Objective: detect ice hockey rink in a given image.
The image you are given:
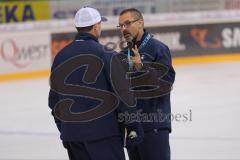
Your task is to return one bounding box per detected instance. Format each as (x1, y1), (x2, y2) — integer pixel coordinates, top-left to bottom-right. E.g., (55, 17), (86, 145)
(0, 61), (240, 160)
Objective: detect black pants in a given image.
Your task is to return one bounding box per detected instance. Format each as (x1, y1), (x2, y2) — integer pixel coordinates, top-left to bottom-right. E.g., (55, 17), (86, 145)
(62, 136), (125, 160)
(127, 129), (170, 160)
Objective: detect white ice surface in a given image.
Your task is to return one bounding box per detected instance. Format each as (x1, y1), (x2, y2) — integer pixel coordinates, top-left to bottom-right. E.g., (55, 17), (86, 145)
(0, 62), (240, 160)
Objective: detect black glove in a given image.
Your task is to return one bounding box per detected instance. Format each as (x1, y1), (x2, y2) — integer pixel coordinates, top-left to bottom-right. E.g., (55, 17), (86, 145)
(125, 122), (144, 148)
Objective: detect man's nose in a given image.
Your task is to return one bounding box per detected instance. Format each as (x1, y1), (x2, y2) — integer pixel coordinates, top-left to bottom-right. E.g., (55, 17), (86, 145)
(121, 27), (127, 33)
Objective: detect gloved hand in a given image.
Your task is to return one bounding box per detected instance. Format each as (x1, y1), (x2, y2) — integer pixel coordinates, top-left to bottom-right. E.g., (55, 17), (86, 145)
(125, 122), (144, 148)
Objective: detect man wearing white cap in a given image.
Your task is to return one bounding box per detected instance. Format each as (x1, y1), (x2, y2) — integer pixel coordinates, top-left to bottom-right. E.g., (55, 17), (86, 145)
(74, 6), (107, 38)
(48, 7), (144, 160)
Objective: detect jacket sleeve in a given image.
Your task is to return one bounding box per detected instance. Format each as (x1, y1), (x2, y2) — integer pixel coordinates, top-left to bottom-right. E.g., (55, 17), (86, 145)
(154, 44), (175, 84)
(102, 51), (137, 112)
(103, 51), (144, 141)
(48, 59), (62, 132)
(48, 90), (61, 132)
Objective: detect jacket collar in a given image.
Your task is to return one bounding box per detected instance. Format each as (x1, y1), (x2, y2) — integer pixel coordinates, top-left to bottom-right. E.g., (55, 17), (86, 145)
(134, 30), (148, 47)
(75, 32), (99, 42)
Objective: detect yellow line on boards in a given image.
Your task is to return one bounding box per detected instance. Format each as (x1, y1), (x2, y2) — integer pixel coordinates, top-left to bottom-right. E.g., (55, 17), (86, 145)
(0, 70), (50, 82)
(173, 54), (240, 65)
(1, 54), (240, 82)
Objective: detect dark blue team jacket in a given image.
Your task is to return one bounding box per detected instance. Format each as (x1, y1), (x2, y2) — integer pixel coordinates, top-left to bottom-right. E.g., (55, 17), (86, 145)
(122, 31), (176, 132)
(48, 33), (134, 141)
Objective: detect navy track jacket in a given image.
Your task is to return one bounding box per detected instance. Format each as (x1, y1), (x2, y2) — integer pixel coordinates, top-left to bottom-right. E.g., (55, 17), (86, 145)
(48, 33), (136, 141)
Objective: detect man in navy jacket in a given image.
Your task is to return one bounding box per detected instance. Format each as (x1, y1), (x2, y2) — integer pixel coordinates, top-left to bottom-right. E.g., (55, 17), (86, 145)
(118, 8), (176, 160)
(48, 7), (143, 160)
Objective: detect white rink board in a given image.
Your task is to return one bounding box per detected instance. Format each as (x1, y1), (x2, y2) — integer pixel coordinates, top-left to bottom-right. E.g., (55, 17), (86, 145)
(0, 31), (51, 75)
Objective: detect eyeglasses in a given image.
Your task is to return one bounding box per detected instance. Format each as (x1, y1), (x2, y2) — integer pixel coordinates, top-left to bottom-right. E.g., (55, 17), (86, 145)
(117, 19), (140, 29)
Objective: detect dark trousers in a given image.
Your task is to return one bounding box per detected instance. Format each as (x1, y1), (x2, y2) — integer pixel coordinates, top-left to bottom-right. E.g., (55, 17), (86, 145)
(63, 136), (125, 160)
(127, 129), (170, 160)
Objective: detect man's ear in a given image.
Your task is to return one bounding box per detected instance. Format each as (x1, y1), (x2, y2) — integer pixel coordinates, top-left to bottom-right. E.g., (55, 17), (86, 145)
(138, 19), (144, 29)
(92, 24), (97, 31)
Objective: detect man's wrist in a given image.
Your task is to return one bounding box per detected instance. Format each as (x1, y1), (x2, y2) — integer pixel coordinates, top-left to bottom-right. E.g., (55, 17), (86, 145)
(135, 62), (143, 70)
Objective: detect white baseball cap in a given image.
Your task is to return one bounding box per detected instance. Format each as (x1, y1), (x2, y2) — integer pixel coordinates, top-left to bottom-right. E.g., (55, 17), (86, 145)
(74, 7), (107, 27)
